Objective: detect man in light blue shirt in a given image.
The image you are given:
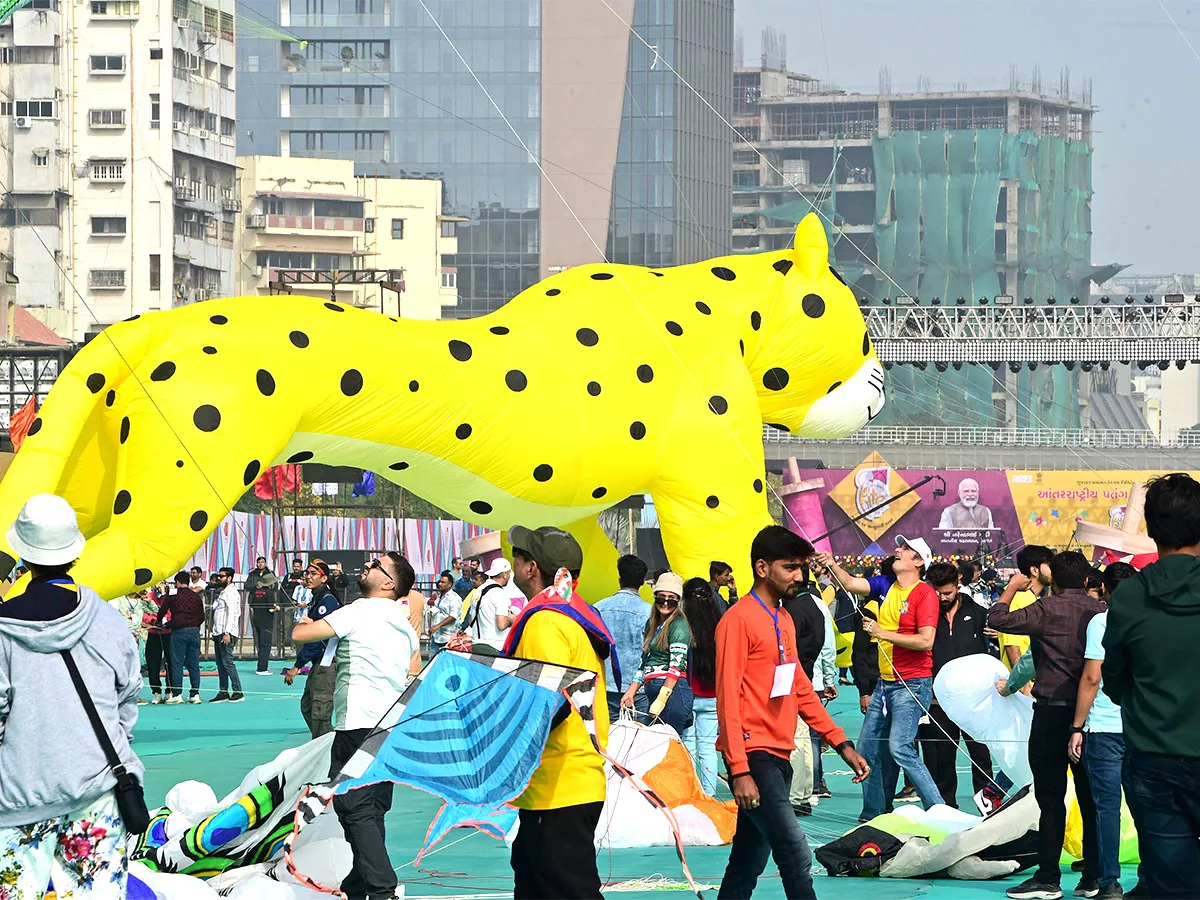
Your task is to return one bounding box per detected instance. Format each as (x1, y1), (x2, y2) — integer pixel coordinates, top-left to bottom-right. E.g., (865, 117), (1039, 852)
(1068, 562), (1138, 900)
(594, 554), (651, 722)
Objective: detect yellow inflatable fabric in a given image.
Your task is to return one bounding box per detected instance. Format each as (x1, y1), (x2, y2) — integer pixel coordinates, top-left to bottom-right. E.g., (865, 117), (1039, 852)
(0, 213), (884, 600)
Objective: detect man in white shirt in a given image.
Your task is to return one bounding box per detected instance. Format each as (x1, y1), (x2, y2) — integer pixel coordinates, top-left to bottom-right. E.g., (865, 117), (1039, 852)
(428, 570), (462, 659)
(292, 550), (419, 900)
(210, 567), (244, 703)
(470, 558), (519, 652)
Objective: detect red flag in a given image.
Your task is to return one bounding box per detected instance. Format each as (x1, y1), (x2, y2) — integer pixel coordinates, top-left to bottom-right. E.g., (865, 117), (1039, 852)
(9, 396), (36, 452)
(253, 464), (300, 500)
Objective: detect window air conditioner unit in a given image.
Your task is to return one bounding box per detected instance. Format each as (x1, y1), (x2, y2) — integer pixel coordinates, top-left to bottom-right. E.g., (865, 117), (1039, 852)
(172, 120), (185, 132)
(14, 117), (29, 128)
(254, 265), (263, 276)
(175, 16), (189, 26)
(246, 214), (265, 228)
(364, 217), (374, 233)
(197, 129), (209, 139)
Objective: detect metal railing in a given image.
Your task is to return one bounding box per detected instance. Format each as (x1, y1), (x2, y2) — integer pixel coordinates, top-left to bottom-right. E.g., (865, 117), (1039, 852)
(763, 425), (1200, 449)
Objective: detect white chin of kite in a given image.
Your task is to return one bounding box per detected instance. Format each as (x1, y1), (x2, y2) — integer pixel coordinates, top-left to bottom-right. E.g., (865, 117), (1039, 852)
(795, 358), (886, 439)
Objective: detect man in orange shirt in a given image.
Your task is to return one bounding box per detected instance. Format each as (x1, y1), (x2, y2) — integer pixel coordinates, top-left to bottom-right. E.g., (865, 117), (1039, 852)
(717, 525), (870, 899)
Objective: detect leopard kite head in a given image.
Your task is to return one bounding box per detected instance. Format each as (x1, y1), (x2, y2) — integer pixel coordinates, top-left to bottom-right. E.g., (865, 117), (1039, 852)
(746, 213), (885, 438)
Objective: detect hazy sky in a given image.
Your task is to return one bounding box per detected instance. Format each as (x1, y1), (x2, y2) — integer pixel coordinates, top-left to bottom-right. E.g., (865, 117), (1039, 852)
(735, 0), (1199, 274)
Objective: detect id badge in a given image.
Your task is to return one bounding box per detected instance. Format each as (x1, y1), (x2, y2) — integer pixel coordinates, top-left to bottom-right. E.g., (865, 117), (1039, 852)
(770, 662), (797, 698)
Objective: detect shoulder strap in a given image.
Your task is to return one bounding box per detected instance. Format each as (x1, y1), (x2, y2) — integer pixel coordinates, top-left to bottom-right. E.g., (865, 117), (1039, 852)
(469, 583), (504, 636)
(60, 649), (127, 775)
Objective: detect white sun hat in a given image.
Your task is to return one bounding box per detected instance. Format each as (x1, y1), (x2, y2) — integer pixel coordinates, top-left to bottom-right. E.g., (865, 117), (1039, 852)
(7, 493), (86, 566)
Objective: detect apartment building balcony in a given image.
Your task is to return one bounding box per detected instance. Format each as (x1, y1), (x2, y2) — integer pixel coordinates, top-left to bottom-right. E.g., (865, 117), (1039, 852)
(248, 214), (366, 233)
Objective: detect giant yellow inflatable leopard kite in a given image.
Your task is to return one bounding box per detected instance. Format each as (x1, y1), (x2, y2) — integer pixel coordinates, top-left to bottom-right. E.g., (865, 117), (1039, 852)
(0, 214), (883, 600)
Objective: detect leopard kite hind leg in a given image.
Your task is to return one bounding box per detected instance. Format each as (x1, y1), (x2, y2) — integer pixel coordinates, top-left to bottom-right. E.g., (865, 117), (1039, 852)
(561, 511), (627, 603)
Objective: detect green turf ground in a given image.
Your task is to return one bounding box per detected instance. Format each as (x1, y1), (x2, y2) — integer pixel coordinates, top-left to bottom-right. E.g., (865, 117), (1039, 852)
(135, 661), (1139, 899)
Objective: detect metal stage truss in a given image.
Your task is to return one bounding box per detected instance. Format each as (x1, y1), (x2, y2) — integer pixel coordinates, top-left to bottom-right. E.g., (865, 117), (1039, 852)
(866, 303), (1200, 364)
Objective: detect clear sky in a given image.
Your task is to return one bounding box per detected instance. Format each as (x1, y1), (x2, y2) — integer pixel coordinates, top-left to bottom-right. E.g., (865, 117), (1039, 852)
(734, 0), (1199, 275)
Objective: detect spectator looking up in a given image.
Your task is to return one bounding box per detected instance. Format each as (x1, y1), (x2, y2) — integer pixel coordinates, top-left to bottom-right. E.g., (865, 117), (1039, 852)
(997, 545), (1054, 672)
(470, 558), (520, 652)
(293, 551), (419, 900)
(710, 560), (736, 607)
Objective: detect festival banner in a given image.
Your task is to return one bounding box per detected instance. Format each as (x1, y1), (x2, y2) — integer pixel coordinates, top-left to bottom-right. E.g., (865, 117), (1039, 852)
(794, 455), (1197, 562)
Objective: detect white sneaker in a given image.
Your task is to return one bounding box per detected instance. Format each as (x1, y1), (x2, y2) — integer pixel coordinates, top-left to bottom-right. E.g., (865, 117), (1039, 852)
(187, 695), (202, 704)
(255, 670), (273, 676)
(151, 695), (163, 705)
(165, 695), (183, 705)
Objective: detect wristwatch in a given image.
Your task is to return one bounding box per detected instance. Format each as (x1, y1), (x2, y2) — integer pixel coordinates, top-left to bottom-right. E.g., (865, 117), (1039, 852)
(1069, 726), (1084, 735)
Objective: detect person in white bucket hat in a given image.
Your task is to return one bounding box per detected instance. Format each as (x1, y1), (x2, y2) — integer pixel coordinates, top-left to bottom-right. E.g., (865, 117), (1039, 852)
(0, 493), (144, 897)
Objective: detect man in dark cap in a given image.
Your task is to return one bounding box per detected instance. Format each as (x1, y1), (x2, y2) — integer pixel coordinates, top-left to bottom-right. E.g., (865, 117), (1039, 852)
(285, 558), (341, 738)
(501, 525), (619, 900)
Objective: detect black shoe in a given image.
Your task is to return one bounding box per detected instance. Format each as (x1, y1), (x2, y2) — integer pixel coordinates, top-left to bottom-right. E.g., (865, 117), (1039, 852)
(792, 802), (812, 817)
(839, 676), (853, 685)
(894, 785), (919, 802)
(1095, 885), (1123, 900)
(1006, 879), (1063, 900)
(1073, 879), (1099, 899)
(1071, 860), (1086, 872)
(814, 778), (831, 799)
(209, 692), (230, 703)
(228, 693), (245, 703)
(1124, 884), (1147, 899)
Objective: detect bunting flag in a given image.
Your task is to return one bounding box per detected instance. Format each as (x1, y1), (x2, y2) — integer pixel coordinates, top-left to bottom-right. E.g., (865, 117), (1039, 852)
(253, 464), (300, 501)
(352, 470), (376, 498)
(8, 396), (36, 452)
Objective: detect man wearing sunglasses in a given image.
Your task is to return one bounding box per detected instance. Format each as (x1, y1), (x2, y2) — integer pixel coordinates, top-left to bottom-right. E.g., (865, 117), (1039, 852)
(284, 559), (341, 738)
(293, 551), (418, 900)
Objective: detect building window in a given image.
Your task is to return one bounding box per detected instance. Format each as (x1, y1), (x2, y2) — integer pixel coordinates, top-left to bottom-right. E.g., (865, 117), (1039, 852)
(15, 100), (55, 118)
(391, 218), (404, 239)
(89, 268), (126, 289)
(91, 1), (140, 16)
(14, 47), (58, 64)
(441, 270), (457, 290)
(0, 103), (10, 116)
(149, 254), (160, 290)
(0, 49), (10, 64)
(89, 54), (126, 74)
(149, 94), (159, 127)
(91, 216), (127, 236)
(89, 160), (125, 181)
(247, 55), (259, 72)
(32, 151), (48, 167)
(150, 47), (163, 59)
(88, 108), (126, 128)
(440, 220), (456, 238)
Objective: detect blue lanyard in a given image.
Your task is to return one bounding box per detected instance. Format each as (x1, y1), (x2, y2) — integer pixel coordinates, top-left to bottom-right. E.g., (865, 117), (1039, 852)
(750, 590), (787, 664)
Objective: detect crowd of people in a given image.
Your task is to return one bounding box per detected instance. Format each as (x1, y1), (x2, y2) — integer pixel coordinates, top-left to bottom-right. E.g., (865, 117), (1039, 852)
(1, 471), (1198, 900)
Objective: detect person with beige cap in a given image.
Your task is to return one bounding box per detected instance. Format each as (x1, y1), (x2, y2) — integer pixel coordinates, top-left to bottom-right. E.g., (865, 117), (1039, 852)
(620, 571), (695, 734)
(0, 494), (144, 897)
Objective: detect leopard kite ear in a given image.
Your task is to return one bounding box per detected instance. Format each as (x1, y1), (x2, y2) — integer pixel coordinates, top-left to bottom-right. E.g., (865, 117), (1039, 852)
(792, 212), (829, 280)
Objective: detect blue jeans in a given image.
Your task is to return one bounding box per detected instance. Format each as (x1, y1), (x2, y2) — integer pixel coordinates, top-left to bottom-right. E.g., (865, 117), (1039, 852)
(1123, 749), (1200, 899)
(643, 678), (694, 735)
(683, 696), (719, 795)
(213, 635), (242, 695)
(718, 751), (815, 900)
(810, 731), (824, 788)
(170, 628), (201, 698)
(859, 678), (944, 820)
(1082, 732), (1124, 889)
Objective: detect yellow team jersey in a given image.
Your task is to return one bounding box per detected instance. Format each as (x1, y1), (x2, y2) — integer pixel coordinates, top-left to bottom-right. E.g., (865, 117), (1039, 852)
(874, 581), (920, 682)
(998, 591), (1038, 670)
(513, 610), (609, 810)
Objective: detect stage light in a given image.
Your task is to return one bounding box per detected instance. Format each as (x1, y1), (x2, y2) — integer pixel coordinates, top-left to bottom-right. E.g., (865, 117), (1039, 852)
(1070, 296), (1080, 304)
(1164, 293), (1185, 304)
(993, 295), (1012, 306)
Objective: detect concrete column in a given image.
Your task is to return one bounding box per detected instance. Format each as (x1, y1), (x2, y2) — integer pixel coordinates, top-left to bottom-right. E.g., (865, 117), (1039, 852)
(1006, 98), (1020, 135)
(877, 99), (891, 138)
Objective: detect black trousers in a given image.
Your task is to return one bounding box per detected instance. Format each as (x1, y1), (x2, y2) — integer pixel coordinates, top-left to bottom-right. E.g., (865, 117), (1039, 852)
(331, 729), (397, 900)
(1029, 702), (1098, 885)
(251, 608), (276, 671)
(511, 801), (603, 899)
(918, 703), (993, 808)
(145, 633), (173, 693)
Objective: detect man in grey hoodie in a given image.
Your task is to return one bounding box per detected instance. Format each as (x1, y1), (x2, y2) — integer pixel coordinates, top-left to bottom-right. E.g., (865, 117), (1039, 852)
(0, 494), (143, 898)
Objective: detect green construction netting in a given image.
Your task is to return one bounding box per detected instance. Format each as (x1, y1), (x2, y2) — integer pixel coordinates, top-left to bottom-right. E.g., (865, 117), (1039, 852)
(871, 129), (1092, 429)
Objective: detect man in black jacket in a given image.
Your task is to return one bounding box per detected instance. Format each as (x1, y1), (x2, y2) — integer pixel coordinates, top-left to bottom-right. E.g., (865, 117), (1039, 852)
(244, 556), (280, 675)
(919, 562), (993, 809)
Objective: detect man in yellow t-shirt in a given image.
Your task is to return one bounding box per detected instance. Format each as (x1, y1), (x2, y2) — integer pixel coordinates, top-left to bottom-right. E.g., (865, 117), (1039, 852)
(503, 525), (613, 900)
(997, 545), (1054, 670)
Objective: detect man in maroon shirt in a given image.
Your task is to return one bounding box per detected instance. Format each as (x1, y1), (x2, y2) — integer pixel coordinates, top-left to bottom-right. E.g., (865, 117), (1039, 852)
(157, 571), (206, 703)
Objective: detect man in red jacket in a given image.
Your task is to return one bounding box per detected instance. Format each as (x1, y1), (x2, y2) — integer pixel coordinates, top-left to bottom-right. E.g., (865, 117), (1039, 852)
(716, 525), (869, 899)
